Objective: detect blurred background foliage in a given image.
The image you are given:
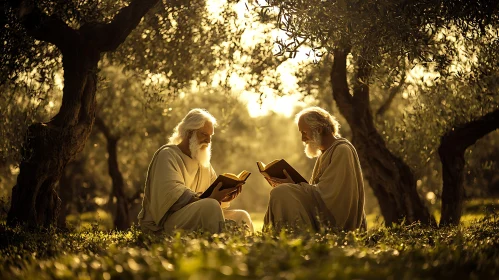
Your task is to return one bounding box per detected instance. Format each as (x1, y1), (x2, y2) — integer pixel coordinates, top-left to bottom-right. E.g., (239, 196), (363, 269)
(1, 0), (498, 229)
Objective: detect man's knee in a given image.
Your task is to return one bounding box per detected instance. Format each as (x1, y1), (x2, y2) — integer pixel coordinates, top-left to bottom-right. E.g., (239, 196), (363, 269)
(233, 210), (252, 224)
(239, 210), (251, 221)
(269, 183), (294, 201)
(196, 199), (223, 219)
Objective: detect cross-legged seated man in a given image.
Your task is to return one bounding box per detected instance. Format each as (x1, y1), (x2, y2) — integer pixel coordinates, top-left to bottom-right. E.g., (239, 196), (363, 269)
(138, 109), (254, 234)
(264, 107), (367, 232)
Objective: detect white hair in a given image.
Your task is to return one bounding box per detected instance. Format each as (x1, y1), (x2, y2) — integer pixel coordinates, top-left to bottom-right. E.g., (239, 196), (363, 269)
(295, 107), (341, 137)
(168, 108), (217, 145)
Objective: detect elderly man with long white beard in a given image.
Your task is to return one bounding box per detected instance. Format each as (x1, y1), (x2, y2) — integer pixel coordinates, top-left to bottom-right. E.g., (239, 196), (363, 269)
(138, 109), (253, 234)
(264, 107), (367, 232)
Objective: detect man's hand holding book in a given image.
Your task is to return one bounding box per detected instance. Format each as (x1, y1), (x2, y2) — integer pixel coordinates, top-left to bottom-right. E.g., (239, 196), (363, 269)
(266, 169), (295, 187)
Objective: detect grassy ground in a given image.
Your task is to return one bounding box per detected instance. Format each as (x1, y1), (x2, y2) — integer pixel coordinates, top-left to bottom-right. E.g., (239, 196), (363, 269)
(63, 198), (499, 232)
(1, 214), (498, 279)
(2, 199), (496, 279)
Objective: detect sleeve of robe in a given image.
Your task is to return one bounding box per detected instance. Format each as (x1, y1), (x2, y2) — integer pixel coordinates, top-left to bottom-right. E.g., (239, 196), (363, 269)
(168, 189), (197, 212)
(210, 166), (231, 209)
(145, 149), (193, 225)
(313, 144), (363, 229)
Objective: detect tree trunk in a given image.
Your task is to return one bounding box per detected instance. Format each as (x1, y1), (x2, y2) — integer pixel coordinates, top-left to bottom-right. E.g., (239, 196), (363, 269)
(56, 157), (85, 228)
(6, 0), (159, 228)
(57, 165), (73, 229)
(108, 138), (130, 231)
(331, 49), (435, 226)
(439, 108), (499, 226)
(94, 117), (130, 230)
(8, 49), (99, 228)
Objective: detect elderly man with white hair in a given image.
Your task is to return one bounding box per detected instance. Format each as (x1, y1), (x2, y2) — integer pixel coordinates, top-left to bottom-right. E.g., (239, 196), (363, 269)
(264, 106), (367, 232)
(138, 109), (253, 234)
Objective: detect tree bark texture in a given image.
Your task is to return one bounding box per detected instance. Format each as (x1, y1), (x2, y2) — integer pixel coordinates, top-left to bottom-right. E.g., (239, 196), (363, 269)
(94, 117), (130, 231)
(439, 108), (499, 226)
(376, 71), (406, 118)
(57, 170), (72, 229)
(331, 48), (435, 226)
(7, 0), (159, 228)
(8, 49), (99, 227)
(56, 156), (87, 228)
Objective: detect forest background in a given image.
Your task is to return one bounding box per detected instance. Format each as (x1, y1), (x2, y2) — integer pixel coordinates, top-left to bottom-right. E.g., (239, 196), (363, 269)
(1, 0), (498, 232)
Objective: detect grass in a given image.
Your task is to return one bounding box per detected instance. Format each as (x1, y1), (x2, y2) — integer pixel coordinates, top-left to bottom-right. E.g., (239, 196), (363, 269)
(66, 209), (114, 231)
(1, 199), (496, 279)
(1, 213), (498, 279)
(250, 212), (265, 232)
(63, 211), (381, 233)
(64, 198), (499, 232)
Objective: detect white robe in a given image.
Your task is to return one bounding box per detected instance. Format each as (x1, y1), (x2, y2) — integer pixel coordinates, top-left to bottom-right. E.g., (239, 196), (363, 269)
(138, 145), (253, 233)
(264, 139), (366, 231)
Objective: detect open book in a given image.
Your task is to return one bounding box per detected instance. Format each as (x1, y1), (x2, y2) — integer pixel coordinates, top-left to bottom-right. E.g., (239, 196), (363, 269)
(256, 159), (307, 184)
(200, 170), (251, 198)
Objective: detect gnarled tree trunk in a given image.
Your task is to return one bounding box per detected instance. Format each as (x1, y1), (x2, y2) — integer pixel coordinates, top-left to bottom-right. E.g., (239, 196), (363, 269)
(7, 0), (160, 228)
(331, 48), (435, 226)
(8, 48), (99, 227)
(439, 108), (499, 226)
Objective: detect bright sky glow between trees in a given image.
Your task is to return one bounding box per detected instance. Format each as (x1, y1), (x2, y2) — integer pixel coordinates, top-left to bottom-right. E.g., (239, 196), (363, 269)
(208, 0), (318, 117)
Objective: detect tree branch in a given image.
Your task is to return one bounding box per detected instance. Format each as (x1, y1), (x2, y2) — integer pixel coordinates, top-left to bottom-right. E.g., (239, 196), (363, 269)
(440, 107), (499, 153)
(376, 71), (407, 117)
(82, 0), (160, 52)
(8, 0), (79, 51)
(331, 48), (354, 122)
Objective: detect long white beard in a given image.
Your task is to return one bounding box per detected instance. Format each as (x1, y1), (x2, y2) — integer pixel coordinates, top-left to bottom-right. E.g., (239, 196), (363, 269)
(189, 134), (211, 167)
(304, 131), (322, 159)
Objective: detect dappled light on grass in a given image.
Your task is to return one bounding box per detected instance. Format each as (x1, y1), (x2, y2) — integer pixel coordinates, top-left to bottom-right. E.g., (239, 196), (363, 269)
(1, 215), (498, 279)
(66, 210), (114, 232)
